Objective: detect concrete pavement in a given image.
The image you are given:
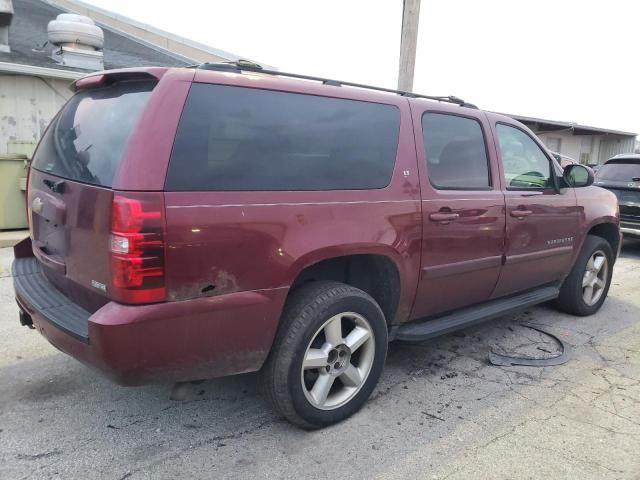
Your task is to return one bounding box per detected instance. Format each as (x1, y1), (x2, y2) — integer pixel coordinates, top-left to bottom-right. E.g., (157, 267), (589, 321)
(0, 230), (28, 248)
(1, 240), (639, 479)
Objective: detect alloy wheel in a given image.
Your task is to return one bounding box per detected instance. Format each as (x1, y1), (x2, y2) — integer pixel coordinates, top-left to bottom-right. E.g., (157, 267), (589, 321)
(300, 312), (376, 410)
(582, 250), (608, 306)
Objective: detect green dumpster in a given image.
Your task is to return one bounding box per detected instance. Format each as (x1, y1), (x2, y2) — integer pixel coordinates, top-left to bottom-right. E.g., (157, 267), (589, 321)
(0, 153), (29, 230)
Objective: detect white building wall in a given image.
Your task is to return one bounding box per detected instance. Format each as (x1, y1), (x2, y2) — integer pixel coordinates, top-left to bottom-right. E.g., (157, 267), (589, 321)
(598, 136), (636, 163)
(0, 74), (72, 156)
(536, 131), (634, 166)
(537, 131), (583, 160)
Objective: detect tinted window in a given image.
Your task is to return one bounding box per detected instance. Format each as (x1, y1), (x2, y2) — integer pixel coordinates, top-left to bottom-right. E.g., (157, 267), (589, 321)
(496, 124), (552, 189)
(596, 162), (640, 182)
(422, 113), (490, 189)
(32, 81), (155, 187)
(166, 84), (400, 191)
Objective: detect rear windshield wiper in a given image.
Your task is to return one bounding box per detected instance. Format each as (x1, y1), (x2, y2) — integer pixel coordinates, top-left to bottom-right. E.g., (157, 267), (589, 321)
(43, 178), (66, 193)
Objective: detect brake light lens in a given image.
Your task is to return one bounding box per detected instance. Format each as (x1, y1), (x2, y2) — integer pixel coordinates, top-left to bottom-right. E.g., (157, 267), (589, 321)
(25, 166), (31, 230)
(110, 193), (166, 303)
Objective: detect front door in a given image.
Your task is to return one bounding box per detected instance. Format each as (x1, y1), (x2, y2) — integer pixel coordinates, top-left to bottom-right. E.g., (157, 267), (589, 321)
(491, 122), (579, 297)
(410, 108), (506, 319)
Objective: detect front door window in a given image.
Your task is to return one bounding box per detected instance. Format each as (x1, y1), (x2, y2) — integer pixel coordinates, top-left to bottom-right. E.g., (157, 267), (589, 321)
(496, 124), (553, 190)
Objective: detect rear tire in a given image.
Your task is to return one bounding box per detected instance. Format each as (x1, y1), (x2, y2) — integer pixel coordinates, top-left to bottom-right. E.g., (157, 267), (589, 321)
(554, 235), (613, 316)
(262, 281), (387, 429)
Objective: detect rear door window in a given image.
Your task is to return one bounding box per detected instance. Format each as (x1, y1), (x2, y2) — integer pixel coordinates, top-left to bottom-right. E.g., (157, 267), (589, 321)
(421, 113), (490, 189)
(165, 84), (400, 191)
(32, 80), (155, 187)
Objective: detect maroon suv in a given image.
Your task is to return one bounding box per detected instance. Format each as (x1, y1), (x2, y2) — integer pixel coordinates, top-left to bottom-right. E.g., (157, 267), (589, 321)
(13, 64), (621, 428)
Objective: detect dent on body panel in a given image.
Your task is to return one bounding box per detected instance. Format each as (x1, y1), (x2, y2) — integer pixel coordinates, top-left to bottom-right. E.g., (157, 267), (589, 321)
(167, 269), (239, 302)
(166, 217), (291, 301)
(165, 199), (420, 303)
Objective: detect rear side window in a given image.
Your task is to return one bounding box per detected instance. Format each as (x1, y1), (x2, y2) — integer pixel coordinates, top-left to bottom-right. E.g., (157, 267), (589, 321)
(422, 113), (490, 189)
(165, 84), (400, 191)
(32, 80), (155, 187)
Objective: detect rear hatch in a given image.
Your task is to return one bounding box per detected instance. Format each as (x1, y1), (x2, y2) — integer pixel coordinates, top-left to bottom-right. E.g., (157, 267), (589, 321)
(595, 161), (640, 222)
(28, 78), (157, 311)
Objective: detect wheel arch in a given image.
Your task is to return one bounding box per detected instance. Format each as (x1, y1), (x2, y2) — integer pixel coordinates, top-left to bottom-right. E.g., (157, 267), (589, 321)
(285, 246), (406, 325)
(586, 220), (621, 260)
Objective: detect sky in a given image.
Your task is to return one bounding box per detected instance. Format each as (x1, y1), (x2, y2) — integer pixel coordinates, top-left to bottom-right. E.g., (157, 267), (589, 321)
(84, 0), (640, 135)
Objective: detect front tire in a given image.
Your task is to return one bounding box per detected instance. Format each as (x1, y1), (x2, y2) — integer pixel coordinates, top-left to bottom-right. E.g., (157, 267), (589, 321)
(555, 235), (614, 316)
(262, 281), (388, 429)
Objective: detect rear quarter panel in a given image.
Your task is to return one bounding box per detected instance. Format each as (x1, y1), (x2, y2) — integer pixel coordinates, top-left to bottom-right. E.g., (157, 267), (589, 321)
(162, 72), (422, 324)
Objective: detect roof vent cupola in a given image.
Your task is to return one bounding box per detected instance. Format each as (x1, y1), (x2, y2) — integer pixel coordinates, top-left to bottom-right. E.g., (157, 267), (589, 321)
(48, 13), (104, 70)
(0, 0), (14, 53)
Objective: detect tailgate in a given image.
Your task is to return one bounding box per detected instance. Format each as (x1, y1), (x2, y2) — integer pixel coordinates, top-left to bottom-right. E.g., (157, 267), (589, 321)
(27, 78), (157, 311)
(28, 169), (113, 311)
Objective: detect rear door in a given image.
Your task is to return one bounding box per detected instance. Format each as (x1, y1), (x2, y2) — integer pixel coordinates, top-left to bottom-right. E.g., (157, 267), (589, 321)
(410, 105), (506, 319)
(490, 121), (579, 297)
(28, 78), (156, 310)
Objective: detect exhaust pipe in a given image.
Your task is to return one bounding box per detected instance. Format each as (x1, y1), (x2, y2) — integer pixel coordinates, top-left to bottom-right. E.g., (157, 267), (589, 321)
(19, 308), (34, 329)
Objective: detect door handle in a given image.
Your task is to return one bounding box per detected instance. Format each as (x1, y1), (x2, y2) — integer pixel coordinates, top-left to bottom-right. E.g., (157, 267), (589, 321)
(510, 209), (533, 219)
(429, 212), (459, 224)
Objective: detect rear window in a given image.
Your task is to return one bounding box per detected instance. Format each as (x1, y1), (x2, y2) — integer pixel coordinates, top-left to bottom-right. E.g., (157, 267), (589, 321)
(596, 162), (640, 182)
(32, 80), (155, 187)
(165, 84), (400, 191)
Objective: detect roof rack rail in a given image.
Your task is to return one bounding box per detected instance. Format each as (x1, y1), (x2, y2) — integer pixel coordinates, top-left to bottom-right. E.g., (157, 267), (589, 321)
(193, 61), (478, 109)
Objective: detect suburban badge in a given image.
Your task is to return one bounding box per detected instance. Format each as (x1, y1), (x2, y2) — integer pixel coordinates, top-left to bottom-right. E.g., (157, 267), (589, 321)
(91, 280), (107, 292)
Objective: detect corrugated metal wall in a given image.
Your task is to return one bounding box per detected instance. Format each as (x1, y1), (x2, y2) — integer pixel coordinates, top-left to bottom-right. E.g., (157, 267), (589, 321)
(598, 136), (636, 163)
(0, 74), (72, 156)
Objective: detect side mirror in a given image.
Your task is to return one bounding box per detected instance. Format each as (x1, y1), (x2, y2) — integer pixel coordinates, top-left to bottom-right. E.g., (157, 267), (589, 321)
(563, 164), (594, 188)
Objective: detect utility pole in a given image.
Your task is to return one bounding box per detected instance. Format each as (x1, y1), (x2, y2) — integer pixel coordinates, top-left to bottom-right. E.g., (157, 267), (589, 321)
(397, 0), (421, 92)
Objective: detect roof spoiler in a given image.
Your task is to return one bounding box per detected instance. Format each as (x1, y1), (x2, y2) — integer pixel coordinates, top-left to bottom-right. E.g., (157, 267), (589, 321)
(71, 67), (168, 92)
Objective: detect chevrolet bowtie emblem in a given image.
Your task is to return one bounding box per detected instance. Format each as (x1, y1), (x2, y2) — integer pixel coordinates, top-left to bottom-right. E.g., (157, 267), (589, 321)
(32, 197), (43, 213)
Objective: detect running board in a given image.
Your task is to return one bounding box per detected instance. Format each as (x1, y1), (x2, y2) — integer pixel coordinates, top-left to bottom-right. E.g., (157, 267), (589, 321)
(395, 286), (560, 342)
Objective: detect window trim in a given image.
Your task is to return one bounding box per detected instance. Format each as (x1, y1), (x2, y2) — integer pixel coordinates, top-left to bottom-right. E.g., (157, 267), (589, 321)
(421, 111), (493, 191)
(495, 122), (560, 192)
(165, 82), (402, 192)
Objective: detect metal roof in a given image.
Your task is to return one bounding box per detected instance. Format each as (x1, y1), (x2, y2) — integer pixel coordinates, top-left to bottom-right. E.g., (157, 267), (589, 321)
(44, 0), (262, 66)
(0, 0), (191, 75)
(506, 113), (637, 137)
(607, 154), (640, 163)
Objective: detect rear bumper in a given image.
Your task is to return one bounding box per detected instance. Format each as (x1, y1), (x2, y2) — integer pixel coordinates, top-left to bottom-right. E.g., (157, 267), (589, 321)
(13, 257), (287, 385)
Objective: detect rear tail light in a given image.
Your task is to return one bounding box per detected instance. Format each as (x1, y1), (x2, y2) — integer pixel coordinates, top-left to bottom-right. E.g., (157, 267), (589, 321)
(110, 192), (166, 303)
(25, 166), (31, 229)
